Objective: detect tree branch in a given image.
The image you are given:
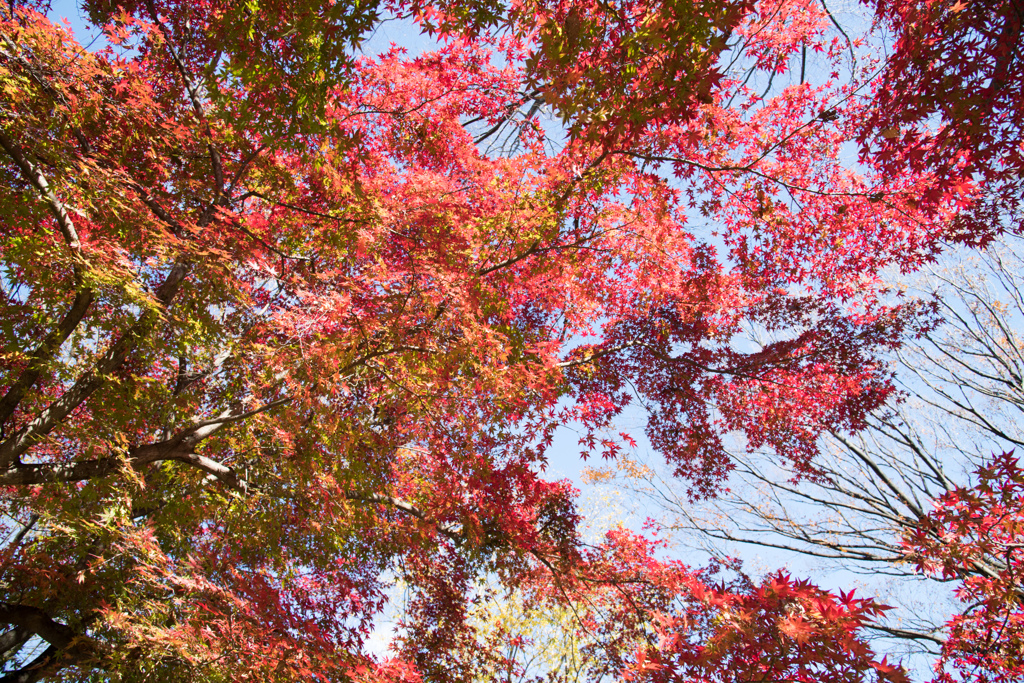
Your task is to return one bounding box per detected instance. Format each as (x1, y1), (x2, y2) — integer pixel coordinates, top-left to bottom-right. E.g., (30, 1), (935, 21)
(0, 604), (78, 650)
(0, 287), (94, 428)
(0, 127), (83, 255)
(0, 261), (190, 469)
(0, 398), (291, 491)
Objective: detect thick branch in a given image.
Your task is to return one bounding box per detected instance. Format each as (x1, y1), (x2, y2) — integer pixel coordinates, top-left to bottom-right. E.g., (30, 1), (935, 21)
(0, 288), (94, 427)
(0, 398), (290, 491)
(0, 261), (190, 469)
(0, 643), (59, 683)
(0, 626), (31, 656)
(0, 128), (82, 254)
(0, 604), (76, 650)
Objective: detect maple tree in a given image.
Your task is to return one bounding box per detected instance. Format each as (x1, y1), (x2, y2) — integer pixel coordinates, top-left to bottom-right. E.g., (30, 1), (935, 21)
(907, 452), (1024, 683)
(0, 0), (1017, 680)
(863, 0), (1023, 244)
(603, 243), (1024, 679)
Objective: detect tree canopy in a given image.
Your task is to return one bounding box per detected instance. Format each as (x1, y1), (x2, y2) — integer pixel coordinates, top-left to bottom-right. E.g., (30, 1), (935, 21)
(0, 0), (1019, 680)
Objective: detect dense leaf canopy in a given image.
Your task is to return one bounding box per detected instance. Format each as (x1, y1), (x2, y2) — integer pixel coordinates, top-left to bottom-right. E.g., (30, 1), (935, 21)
(0, 0), (1019, 680)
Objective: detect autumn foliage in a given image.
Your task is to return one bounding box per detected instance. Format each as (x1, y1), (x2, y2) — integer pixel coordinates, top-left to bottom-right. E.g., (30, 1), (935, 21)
(905, 452), (1024, 683)
(0, 0), (1019, 680)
